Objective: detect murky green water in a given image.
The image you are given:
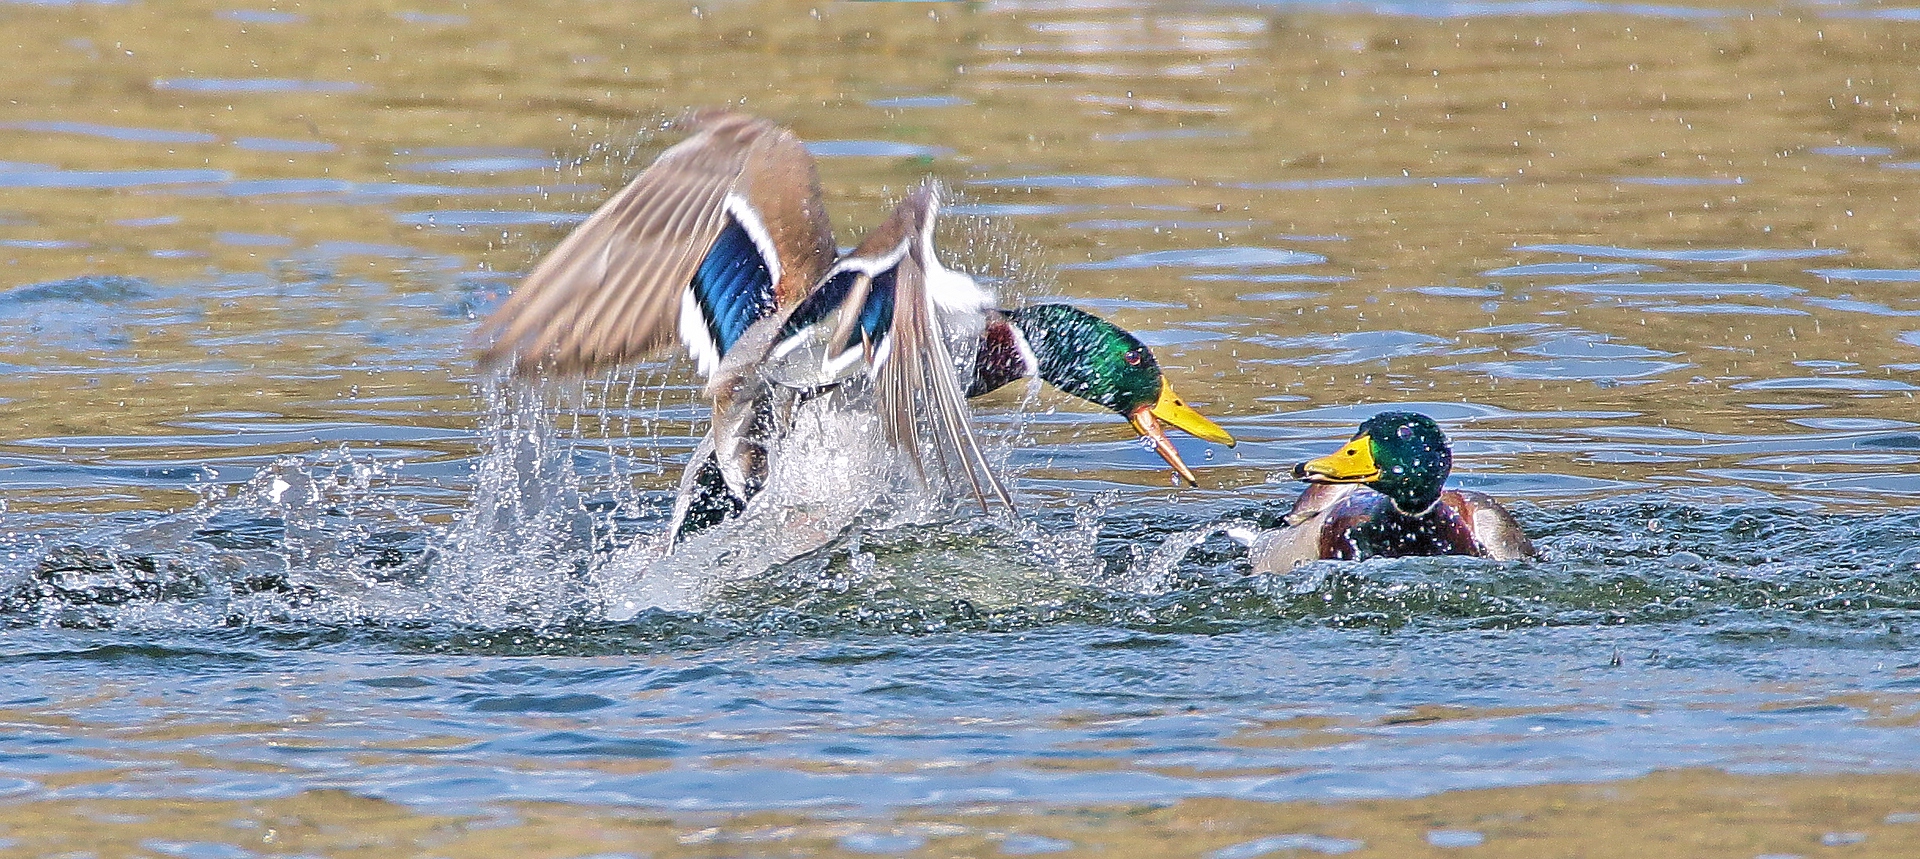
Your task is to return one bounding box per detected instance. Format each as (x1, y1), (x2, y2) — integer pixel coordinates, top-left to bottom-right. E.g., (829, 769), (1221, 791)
(3, 0), (1920, 855)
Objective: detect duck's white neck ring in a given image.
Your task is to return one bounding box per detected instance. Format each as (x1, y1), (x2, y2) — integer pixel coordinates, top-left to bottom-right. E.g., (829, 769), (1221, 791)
(1387, 496), (1443, 517)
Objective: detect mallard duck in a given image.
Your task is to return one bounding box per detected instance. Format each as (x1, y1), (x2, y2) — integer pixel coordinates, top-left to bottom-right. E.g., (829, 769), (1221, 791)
(477, 111), (1234, 541)
(1238, 411), (1533, 572)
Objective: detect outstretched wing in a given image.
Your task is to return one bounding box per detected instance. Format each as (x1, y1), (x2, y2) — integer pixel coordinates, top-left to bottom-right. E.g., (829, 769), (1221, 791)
(794, 185), (1013, 515)
(478, 110), (835, 378)
(766, 184), (1012, 514)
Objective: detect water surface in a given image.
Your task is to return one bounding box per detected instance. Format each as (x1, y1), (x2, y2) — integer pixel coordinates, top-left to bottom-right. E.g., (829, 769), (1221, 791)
(2, 0), (1919, 854)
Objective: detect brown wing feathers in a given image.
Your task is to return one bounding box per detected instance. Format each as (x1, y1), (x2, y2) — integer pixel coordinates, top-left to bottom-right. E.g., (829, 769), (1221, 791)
(480, 112), (1011, 515)
(478, 112), (814, 378)
(867, 187), (1015, 514)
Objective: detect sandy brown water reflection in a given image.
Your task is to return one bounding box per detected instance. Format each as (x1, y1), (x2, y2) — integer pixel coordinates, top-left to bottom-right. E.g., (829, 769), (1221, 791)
(6, 769), (1920, 857)
(0, 0), (1917, 507)
(3, 0), (1920, 853)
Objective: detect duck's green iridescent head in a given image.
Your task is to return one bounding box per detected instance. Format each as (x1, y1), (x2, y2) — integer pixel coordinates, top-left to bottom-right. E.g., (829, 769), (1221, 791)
(1005, 304), (1235, 485)
(1294, 411), (1452, 513)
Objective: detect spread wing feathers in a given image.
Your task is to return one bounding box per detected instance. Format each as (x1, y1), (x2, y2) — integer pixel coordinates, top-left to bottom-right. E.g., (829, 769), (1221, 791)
(478, 111), (825, 378)
(866, 187), (1013, 515)
(684, 211), (780, 370)
(769, 242), (905, 381)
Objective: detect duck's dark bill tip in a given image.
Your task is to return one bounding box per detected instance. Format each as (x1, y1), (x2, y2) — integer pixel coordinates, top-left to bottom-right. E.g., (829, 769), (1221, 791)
(1294, 462), (1382, 485)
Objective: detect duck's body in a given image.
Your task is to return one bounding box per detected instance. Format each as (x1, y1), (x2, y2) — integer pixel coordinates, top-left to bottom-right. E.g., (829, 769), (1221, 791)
(1240, 412), (1533, 573)
(478, 111), (1233, 545)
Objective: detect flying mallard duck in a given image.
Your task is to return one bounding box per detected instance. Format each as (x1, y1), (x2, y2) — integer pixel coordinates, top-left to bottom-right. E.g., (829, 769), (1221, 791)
(477, 111), (1234, 541)
(1237, 411), (1533, 572)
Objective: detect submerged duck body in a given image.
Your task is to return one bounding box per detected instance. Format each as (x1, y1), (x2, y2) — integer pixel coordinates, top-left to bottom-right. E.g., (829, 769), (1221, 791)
(478, 111), (1233, 544)
(1244, 412), (1533, 572)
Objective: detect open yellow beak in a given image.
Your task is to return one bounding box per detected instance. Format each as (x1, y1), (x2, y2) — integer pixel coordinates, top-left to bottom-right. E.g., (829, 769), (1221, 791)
(1126, 380), (1236, 487)
(1294, 434), (1380, 483)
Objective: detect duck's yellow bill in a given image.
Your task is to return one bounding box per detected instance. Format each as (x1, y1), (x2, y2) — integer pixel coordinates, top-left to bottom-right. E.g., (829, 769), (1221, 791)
(1126, 380), (1236, 487)
(1148, 381), (1235, 446)
(1295, 434), (1380, 483)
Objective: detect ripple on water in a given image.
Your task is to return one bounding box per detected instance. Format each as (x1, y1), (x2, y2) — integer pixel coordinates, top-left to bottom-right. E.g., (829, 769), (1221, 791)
(1237, 288), (1330, 301)
(1801, 297), (1920, 317)
(218, 10), (304, 24)
(1519, 243), (1846, 263)
(1066, 247), (1327, 270)
(1047, 296), (1187, 311)
(1809, 145), (1894, 157)
(1545, 281), (1802, 299)
(0, 120), (217, 145)
(1438, 357), (1691, 381)
(1312, 1), (1731, 18)
(1808, 268), (1920, 282)
(230, 136), (337, 153)
(1094, 128), (1238, 142)
(138, 840), (256, 859)
(215, 232), (292, 247)
(1275, 399), (1637, 423)
(400, 156), (553, 174)
(805, 140), (953, 159)
(1208, 834), (1364, 858)
(840, 833), (927, 854)
(1786, 417), (1917, 431)
(1613, 176), (1743, 186)
(999, 834), (1074, 854)
(1482, 262), (1664, 277)
(1232, 175), (1491, 192)
(1414, 285), (1504, 298)
(1512, 335), (1677, 360)
(1204, 275), (1345, 286)
(943, 203), (1097, 217)
(1427, 830), (1486, 848)
(394, 211), (590, 228)
(1645, 303), (1810, 316)
(201, 178), (353, 196)
(1731, 377), (1918, 393)
(970, 174), (1181, 190)
(866, 95), (970, 109)
(1134, 329), (1232, 347)
(0, 167), (230, 188)
(1247, 330), (1452, 366)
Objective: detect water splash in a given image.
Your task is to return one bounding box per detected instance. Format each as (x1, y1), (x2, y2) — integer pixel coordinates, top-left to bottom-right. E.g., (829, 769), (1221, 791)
(426, 383), (598, 627)
(596, 389), (1014, 618)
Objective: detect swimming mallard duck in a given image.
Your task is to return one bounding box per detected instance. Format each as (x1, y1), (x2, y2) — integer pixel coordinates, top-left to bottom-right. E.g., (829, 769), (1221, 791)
(1238, 411), (1533, 572)
(477, 111), (1234, 540)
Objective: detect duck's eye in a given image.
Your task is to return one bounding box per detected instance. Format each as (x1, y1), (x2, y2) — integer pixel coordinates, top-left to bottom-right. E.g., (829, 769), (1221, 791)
(1123, 349), (1144, 366)
(1397, 425), (1414, 440)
